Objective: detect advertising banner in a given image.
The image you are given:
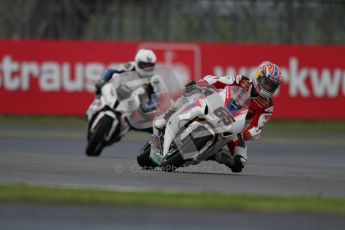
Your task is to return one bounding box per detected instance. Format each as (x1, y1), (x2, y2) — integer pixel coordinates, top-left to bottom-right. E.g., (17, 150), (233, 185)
(1, 40), (344, 120)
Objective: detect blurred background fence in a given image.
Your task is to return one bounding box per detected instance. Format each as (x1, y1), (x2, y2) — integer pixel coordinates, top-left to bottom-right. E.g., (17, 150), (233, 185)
(1, 0), (344, 44)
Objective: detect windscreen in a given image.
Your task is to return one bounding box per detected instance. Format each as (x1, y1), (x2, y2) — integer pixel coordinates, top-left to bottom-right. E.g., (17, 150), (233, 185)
(111, 65), (185, 130)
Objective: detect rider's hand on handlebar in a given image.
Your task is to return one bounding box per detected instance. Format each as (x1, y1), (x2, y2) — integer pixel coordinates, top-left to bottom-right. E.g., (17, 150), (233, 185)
(95, 80), (106, 95)
(237, 75), (250, 90)
(197, 79), (210, 88)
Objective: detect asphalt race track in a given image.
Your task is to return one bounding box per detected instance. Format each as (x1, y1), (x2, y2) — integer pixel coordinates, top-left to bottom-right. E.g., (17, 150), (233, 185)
(1, 125), (345, 197)
(1, 124), (345, 229)
(1, 203), (344, 230)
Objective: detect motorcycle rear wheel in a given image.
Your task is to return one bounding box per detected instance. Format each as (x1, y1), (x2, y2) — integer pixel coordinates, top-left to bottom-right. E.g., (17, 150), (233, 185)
(85, 115), (114, 157)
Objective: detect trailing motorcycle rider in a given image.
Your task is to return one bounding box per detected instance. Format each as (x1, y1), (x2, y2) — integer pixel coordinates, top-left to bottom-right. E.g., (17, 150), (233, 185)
(94, 49), (160, 133)
(154, 61), (283, 173)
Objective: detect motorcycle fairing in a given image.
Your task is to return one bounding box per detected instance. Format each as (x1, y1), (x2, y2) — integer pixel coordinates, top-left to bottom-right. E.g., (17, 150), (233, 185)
(149, 134), (164, 165)
(162, 99), (207, 158)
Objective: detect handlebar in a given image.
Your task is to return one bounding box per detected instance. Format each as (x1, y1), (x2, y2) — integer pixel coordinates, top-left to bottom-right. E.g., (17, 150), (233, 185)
(183, 80), (216, 98)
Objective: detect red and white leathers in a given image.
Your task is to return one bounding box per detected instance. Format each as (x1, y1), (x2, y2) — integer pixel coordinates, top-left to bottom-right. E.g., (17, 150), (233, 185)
(198, 74), (274, 170)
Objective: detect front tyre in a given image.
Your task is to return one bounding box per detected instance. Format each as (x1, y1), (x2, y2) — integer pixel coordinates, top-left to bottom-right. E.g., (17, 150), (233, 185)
(85, 115), (114, 157)
(137, 141), (158, 170)
(161, 150), (184, 172)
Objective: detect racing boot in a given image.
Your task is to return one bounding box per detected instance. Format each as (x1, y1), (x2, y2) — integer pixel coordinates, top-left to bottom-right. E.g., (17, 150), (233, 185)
(214, 148), (234, 167)
(214, 148), (247, 173)
(231, 155), (247, 173)
(231, 145), (248, 173)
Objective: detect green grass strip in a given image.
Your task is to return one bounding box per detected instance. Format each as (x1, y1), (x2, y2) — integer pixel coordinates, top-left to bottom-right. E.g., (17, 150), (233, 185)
(1, 184), (345, 215)
(1, 116), (345, 131)
(0, 116), (85, 126)
(265, 120), (345, 131)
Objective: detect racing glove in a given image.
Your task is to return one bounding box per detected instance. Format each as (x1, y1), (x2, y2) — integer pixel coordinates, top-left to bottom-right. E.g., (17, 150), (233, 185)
(197, 75), (246, 88)
(243, 126), (262, 141)
(95, 80), (106, 95)
(197, 75), (220, 87)
(95, 69), (122, 95)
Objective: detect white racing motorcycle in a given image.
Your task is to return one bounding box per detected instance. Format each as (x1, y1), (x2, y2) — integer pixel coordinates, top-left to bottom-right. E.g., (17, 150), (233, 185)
(85, 66), (182, 157)
(137, 82), (251, 171)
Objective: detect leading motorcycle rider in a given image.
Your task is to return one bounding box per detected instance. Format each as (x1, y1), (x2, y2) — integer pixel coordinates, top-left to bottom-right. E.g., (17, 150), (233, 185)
(95, 48), (160, 114)
(155, 61), (283, 173)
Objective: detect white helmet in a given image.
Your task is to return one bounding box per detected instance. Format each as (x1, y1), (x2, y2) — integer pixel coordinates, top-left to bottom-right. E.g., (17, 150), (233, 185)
(135, 49), (157, 76)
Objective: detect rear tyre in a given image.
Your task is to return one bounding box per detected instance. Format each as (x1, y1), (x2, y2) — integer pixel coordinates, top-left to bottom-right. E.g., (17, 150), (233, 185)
(161, 150), (184, 172)
(137, 141), (158, 169)
(85, 115), (114, 157)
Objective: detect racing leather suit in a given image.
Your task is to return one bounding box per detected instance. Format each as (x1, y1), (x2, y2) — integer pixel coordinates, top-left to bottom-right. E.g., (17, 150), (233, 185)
(198, 75), (274, 172)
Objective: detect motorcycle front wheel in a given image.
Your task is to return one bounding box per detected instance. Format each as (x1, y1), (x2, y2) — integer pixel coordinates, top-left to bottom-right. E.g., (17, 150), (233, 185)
(160, 148), (184, 172)
(85, 115), (114, 157)
(137, 141), (158, 169)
